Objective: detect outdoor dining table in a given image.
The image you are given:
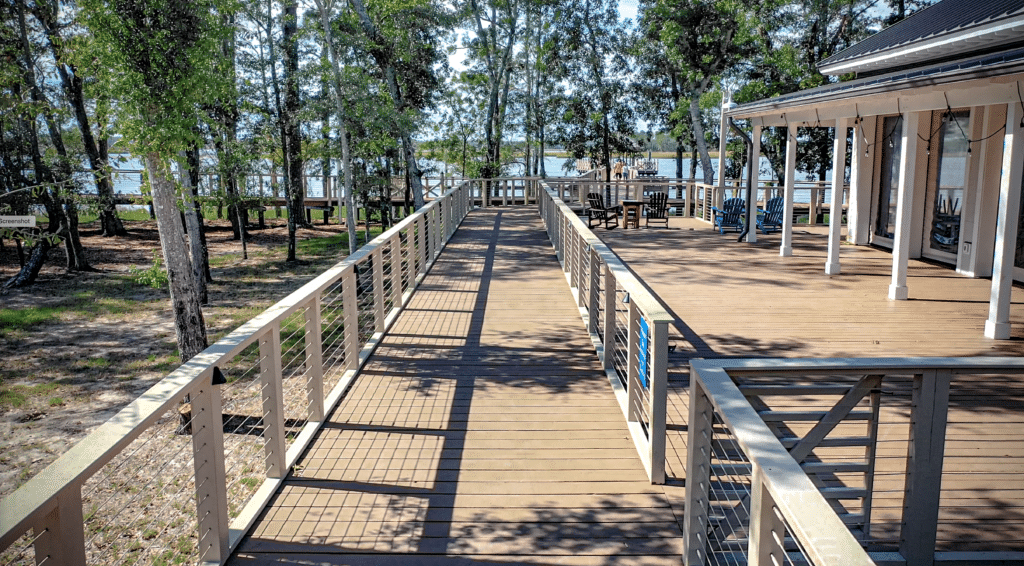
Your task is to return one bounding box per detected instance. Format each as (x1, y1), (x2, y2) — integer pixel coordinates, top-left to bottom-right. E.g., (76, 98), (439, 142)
(622, 199), (645, 229)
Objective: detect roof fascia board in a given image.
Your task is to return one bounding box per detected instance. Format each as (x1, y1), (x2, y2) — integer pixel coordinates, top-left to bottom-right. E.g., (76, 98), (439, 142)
(729, 73), (1024, 122)
(820, 18), (1024, 76)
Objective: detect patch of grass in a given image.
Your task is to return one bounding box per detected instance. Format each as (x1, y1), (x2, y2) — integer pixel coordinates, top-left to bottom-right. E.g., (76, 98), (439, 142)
(0, 390), (27, 408)
(83, 357), (110, 368)
(48, 397), (63, 407)
(0, 383), (59, 408)
(0, 306), (62, 337)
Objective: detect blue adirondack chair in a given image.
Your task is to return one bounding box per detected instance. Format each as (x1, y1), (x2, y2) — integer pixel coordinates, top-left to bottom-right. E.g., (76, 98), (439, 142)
(757, 196), (785, 234)
(712, 197), (745, 234)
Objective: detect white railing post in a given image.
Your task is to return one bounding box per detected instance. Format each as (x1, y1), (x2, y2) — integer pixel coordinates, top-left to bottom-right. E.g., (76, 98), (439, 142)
(390, 235), (404, 309)
(748, 467), (787, 566)
(576, 236), (587, 308)
(259, 324), (287, 478)
(415, 216), (426, 276)
(190, 380), (230, 562)
(342, 266), (359, 371)
(589, 248), (600, 334)
(684, 379), (714, 564)
(372, 247), (386, 332)
(602, 264), (615, 370)
(304, 296), (325, 422)
(626, 300), (641, 423)
(899, 369), (952, 566)
(32, 486), (86, 566)
(649, 320), (668, 484)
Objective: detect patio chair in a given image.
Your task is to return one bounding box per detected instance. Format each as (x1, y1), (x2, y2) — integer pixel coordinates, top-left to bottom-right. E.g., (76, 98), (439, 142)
(756, 196), (785, 234)
(645, 192), (669, 228)
(712, 197), (745, 234)
(587, 192), (620, 230)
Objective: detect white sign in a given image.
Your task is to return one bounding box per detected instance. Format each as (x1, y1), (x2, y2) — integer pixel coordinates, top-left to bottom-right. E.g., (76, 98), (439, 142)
(0, 216), (36, 228)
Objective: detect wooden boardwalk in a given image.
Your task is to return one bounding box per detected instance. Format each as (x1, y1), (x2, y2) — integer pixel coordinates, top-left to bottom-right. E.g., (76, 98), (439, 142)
(598, 217), (1024, 554)
(229, 208), (685, 565)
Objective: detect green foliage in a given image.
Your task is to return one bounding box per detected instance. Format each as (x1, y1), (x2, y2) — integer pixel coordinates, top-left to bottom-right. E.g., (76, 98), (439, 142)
(129, 252), (170, 289)
(75, 0), (237, 155)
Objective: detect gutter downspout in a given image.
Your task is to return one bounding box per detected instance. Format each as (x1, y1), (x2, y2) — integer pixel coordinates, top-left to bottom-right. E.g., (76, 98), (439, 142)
(728, 117), (755, 242)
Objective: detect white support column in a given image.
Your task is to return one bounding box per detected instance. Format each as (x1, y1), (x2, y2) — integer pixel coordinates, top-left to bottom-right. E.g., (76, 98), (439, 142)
(848, 117), (875, 245)
(781, 123), (798, 257)
(826, 118), (850, 275)
(985, 101), (1024, 339)
(967, 105), (1005, 278)
(889, 111), (922, 301)
(746, 124), (761, 243)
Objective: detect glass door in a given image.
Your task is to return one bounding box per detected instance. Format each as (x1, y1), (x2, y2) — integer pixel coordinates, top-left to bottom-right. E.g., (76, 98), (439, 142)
(873, 115), (903, 245)
(923, 110), (970, 263)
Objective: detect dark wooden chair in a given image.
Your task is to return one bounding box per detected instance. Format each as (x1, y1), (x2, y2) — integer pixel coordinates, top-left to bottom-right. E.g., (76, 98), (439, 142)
(712, 197), (745, 234)
(645, 192), (669, 228)
(756, 196), (785, 234)
(587, 192), (620, 230)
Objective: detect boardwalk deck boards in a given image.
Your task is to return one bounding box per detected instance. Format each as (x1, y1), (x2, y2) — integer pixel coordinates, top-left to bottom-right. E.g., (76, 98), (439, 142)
(229, 209), (685, 564)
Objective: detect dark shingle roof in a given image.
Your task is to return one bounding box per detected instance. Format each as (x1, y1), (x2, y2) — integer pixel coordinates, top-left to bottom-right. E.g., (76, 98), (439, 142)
(819, 0), (1024, 75)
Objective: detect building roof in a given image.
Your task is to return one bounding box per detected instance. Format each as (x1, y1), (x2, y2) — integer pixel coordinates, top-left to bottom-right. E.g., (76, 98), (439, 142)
(818, 0), (1024, 76)
(729, 45), (1024, 119)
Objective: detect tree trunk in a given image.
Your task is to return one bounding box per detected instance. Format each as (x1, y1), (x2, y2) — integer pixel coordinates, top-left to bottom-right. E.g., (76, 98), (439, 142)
(33, 0), (126, 237)
(284, 0), (307, 232)
(689, 92), (714, 184)
(180, 155), (208, 304)
(145, 152), (208, 362)
(675, 137), (683, 179)
(187, 143), (212, 283)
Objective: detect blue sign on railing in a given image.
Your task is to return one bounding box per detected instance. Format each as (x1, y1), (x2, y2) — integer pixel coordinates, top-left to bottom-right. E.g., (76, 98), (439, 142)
(639, 317), (649, 388)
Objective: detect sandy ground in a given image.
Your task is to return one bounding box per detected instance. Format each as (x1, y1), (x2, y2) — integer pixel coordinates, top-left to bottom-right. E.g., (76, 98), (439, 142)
(0, 214), (354, 500)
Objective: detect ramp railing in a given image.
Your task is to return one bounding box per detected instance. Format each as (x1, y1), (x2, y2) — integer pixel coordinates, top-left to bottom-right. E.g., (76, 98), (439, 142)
(537, 180), (672, 484)
(0, 184), (472, 565)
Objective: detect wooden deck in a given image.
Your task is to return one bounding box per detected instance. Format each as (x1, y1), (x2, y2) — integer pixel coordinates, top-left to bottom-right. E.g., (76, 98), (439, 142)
(229, 208), (685, 565)
(597, 217), (1024, 555)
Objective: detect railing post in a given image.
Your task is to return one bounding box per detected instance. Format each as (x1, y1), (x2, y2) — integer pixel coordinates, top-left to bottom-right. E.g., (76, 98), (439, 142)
(415, 216), (426, 276)
(342, 266), (359, 371)
(577, 238), (587, 309)
(684, 378), (715, 564)
(259, 324), (287, 478)
(372, 247), (386, 332)
(190, 379), (230, 562)
(649, 320), (667, 484)
(900, 369), (952, 566)
(626, 300), (641, 423)
(390, 235), (404, 308)
(441, 197), (451, 242)
(748, 466), (787, 566)
(304, 295), (325, 421)
(588, 248), (600, 335)
(602, 264), (615, 370)
(32, 486), (86, 566)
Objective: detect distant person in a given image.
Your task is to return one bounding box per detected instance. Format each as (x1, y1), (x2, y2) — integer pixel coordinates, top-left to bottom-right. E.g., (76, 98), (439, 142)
(613, 160), (624, 180)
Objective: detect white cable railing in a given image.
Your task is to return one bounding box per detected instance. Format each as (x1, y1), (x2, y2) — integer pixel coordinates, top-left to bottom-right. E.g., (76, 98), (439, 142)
(686, 357), (1024, 566)
(0, 183), (473, 566)
(537, 180), (672, 484)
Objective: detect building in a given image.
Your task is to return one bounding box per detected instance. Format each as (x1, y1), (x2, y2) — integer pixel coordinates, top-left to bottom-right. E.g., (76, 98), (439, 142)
(726, 0), (1024, 339)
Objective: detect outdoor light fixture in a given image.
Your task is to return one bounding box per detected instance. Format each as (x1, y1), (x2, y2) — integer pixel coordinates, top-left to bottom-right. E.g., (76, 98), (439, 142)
(622, 292), (630, 304)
